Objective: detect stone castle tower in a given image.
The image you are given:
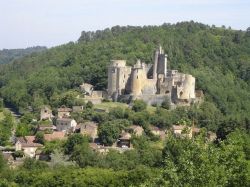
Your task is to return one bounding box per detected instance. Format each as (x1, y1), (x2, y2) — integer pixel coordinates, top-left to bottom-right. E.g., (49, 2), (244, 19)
(107, 46), (197, 106)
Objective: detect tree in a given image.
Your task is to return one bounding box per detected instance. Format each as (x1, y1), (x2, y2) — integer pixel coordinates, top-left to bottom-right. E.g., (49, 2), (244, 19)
(86, 101), (93, 109)
(98, 121), (122, 146)
(71, 143), (97, 167)
(35, 132), (45, 144)
(64, 134), (86, 154)
(21, 158), (48, 170)
(50, 149), (75, 167)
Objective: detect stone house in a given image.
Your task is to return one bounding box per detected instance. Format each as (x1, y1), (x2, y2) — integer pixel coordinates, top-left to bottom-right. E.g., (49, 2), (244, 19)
(126, 125), (144, 136)
(172, 125), (193, 139)
(57, 106), (72, 118)
(72, 106), (84, 112)
(80, 122), (98, 142)
(149, 125), (166, 139)
(56, 118), (77, 132)
(118, 132), (132, 148)
(15, 136), (43, 158)
(40, 106), (53, 121)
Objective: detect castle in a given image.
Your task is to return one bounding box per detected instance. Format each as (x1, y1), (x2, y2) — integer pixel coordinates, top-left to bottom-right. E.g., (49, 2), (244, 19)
(107, 46), (201, 107)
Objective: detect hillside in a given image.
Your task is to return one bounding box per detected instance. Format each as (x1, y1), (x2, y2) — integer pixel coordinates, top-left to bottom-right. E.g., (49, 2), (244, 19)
(0, 46), (47, 64)
(0, 21), (250, 129)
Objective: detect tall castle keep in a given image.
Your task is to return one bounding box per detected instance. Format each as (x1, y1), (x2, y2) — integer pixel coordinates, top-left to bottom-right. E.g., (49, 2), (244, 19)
(107, 46), (200, 107)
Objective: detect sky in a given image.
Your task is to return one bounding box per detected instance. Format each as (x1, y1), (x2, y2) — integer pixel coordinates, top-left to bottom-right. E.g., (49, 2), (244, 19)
(0, 0), (249, 49)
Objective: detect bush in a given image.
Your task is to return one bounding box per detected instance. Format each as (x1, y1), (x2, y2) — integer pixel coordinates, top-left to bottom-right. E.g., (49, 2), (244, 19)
(132, 100), (147, 112)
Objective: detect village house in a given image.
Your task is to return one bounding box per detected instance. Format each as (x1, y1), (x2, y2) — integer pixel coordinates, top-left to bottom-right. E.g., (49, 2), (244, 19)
(117, 132), (132, 148)
(172, 125), (193, 138)
(15, 136), (43, 158)
(56, 118), (77, 132)
(44, 131), (66, 142)
(80, 121), (98, 142)
(149, 125), (166, 139)
(40, 106), (53, 121)
(57, 106), (72, 118)
(72, 106), (84, 112)
(126, 125), (144, 136)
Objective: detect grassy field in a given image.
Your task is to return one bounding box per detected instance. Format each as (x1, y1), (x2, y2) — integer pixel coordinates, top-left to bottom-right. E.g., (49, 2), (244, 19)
(94, 101), (158, 114)
(94, 102), (129, 111)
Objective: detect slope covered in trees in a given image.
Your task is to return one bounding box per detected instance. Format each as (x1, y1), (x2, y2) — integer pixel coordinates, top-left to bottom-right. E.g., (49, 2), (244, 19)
(0, 21), (249, 130)
(0, 46), (47, 64)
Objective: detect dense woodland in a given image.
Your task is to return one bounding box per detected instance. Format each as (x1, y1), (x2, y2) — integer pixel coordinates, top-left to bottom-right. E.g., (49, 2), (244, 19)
(0, 21), (250, 186)
(0, 46), (46, 64)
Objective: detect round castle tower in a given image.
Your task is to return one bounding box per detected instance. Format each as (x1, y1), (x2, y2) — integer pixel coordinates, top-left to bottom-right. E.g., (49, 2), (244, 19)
(130, 60), (147, 96)
(178, 74), (195, 100)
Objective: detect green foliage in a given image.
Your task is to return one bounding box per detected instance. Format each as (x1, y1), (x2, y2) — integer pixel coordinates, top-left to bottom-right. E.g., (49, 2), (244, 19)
(21, 158), (48, 170)
(0, 111), (14, 146)
(161, 97), (171, 110)
(160, 131), (249, 186)
(50, 149), (75, 167)
(86, 101), (93, 109)
(13, 150), (24, 158)
(64, 134), (86, 154)
(0, 152), (7, 172)
(35, 132), (45, 144)
(0, 46), (46, 64)
(132, 99), (147, 112)
(15, 123), (34, 137)
(43, 140), (65, 155)
(71, 143), (97, 168)
(98, 119), (131, 146)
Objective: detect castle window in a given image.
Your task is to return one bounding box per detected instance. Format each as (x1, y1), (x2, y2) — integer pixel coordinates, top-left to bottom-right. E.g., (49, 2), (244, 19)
(165, 90), (170, 94)
(137, 76), (138, 79)
(180, 91), (183, 96)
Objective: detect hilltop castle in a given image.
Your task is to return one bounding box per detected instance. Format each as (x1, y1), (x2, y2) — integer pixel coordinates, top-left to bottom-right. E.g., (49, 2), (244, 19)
(107, 46), (202, 107)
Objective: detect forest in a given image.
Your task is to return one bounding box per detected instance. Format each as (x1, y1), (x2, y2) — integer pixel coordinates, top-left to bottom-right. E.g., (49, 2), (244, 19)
(0, 46), (46, 64)
(0, 21), (250, 186)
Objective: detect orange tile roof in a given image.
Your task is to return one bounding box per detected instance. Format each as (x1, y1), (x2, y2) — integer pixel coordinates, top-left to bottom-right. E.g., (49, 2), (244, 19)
(44, 131), (66, 141)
